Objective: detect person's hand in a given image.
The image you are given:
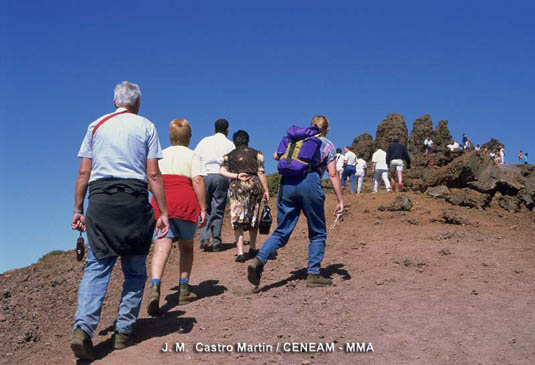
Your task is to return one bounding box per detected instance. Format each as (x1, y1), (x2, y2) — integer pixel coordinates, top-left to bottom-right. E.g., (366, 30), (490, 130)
(263, 191), (269, 202)
(155, 215), (169, 239)
(198, 210), (207, 228)
(71, 213), (86, 232)
(334, 201), (344, 216)
(237, 172), (249, 181)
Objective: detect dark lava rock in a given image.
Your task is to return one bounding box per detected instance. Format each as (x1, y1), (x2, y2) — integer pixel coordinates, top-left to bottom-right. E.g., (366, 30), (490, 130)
(491, 192), (520, 212)
(481, 138), (504, 153)
(378, 195), (413, 211)
(427, 185), (450, 198)
(434, 120), (453, 152)
(408, 114), (434, 155)
(445, 188), (489, 209)
(351, 133), (374, 161)
(435, 211), (469, 225)
(374, 113), (409, 151)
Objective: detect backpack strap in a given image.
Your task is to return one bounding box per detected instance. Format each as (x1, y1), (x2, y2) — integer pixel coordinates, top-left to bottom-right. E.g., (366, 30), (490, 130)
(91, 109), (130, 139)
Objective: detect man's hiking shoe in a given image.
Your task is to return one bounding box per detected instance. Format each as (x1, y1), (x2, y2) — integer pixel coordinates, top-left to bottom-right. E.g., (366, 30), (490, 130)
(146, 282), (160, 316)
(306, 274), (332, 288)
(247, 258), (264, 286)
(200, 240), (210, 250)
(112, 331), (135, 350)
(71, 327), (95, 360)
(179, 283), (198, 304)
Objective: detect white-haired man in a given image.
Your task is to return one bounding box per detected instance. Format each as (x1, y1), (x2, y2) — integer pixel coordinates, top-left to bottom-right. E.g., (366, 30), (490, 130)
(70, 81), (169, 360)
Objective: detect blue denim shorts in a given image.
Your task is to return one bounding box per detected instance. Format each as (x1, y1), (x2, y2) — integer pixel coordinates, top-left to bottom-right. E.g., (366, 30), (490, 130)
(167, 218), (197, 241)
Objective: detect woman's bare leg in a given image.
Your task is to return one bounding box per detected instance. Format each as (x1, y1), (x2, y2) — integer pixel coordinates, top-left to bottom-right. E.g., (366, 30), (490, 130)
(249, 226), (259, 250)
(178, 239), (193, 281)
(234, 226), (244, 255)
(151, 238), (173, 281)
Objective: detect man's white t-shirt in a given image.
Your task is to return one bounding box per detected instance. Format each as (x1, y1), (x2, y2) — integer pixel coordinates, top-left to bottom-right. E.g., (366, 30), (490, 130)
(356, 158), (367, 172)
(194, 133), (235, 174)
(344, 150), (357, 166)
(336, 153), (345, 171)
(371, 149), (388, 170)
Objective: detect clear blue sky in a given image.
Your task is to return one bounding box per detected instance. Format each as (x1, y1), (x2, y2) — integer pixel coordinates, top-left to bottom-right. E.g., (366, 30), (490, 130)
(1, 0), (534, 272)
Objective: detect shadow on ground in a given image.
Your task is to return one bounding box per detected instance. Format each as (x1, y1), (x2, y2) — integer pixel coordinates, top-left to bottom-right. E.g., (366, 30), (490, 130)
(160, 280), (227, 313)
(260, 263), (351, 292)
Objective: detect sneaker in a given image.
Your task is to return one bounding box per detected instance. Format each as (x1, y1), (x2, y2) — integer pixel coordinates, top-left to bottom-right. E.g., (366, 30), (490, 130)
(248, 248), (258, 258)
(200, 240), (210, 250)
(179, 283), (198, 305)
(247, 258), (264, 286)
(112, 331), (135, 350)
(235, 254), (247, 263)
(71, 327), (95, 360)
(209, 244), (224, 252)
(306, 274), (332, 288)
(398, 184), (403, 190)
(146, 282), (160, 316)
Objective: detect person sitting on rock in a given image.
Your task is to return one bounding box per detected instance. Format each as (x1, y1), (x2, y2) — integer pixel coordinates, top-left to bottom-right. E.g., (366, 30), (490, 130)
(386, 135), (411, 192)
(475, 144), (481, 152)
(447, 141), (460, 152)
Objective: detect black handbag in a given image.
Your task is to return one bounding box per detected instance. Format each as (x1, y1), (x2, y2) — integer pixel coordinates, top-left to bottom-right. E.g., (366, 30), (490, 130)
(258, 204), (273, 235)
(76, 232), (85, 262)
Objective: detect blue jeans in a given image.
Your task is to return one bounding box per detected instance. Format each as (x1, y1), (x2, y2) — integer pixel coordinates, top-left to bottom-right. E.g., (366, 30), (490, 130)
(341, 165), (356, 193)
(256, 172), (326, 274)
(73, 247), (147, 337)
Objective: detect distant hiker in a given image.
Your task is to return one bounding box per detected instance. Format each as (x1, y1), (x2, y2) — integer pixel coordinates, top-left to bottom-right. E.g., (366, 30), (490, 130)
(424, 136), (433, 155)
(371, 148), (391, 193)
(219, 130), (269, 262)
(335, 148), (344, 180)
(464, 139), (472, 152)
(355, 156), (367, 194)
(147, 119), (207, 316)
(462, 133), (468, 146)
(523, 152), (529, 164)
(518, 150), (523, 163)
(71, 81), (169, 360)
(194, 119), (235, 252)
(490, 151), (496, 159)
(386, 135), (411, 191)
(247, 115), (344, 288)
(341, 146), (357, 193)
(475, 144), (481, 151)
(499, 145), (505, 164)
(447, 141), (460, 152)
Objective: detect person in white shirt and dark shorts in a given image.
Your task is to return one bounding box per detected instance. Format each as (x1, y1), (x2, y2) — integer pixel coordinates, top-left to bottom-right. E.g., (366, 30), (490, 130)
(194, 119), (235, 252)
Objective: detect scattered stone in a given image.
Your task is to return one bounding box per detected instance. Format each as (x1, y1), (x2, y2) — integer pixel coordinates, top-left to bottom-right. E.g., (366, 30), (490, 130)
(433, 211), (469, 225)
(438, 248), (451, 256)
(471, 289), (479, 296)
(427, 185), (449, 199)
(378, 195), (413, 211)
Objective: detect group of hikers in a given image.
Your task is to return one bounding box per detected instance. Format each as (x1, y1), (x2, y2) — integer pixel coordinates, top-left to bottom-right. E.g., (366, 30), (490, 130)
(335, 136), (412, 194)
(69, 81), (344, 360)
(69, 81), (528, 360)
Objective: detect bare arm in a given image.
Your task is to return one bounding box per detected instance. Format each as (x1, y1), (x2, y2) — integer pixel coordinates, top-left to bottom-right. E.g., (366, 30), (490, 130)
(258, 170), (270, 201)
(192, 175), (207, 227)
(147, 158), (169, 238)
(327, 159), (344, 215)
(219, 165), (249, 181)
(71, 158), (92, 231)
(273, 151), (280, 161)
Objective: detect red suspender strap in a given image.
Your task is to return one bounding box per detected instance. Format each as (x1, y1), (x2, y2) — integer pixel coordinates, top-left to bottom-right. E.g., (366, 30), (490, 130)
(91, 110), (130, 138)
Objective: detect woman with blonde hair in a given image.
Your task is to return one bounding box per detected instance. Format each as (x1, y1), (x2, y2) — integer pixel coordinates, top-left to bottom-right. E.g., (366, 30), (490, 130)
(247, 115), (344, 288)
(147, 118), (206, 315)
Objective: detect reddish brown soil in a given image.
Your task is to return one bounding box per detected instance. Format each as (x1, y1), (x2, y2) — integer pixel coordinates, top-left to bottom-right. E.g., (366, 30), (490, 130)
(1, 190), (535, 364)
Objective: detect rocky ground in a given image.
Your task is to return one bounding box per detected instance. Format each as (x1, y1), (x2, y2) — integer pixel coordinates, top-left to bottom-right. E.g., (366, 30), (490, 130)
(1, 182), (534, 364)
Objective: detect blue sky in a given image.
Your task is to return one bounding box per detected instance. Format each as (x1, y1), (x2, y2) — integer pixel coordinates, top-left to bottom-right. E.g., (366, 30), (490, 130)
(1, 0), (534, 272)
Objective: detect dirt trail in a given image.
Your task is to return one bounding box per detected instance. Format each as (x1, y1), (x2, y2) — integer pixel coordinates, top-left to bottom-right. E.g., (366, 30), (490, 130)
(1, 190), (535, 364)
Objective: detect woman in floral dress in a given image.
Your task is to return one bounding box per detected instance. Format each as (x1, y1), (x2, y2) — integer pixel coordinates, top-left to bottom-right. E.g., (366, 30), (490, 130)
(219, 130), (269, 262)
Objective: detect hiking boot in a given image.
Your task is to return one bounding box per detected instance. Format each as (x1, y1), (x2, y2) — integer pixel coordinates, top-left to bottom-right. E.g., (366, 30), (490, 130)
(146, 282), (160, 316)
(247, 258), (264, 286)
(112, 331), (135, 350)
(208, 244), (224, 252)
(179, 283), (198, 305)
(200, 239), (210, 250)
(306, 274), (332, 288)
(71, 327), (95, 360)
(235, 254), (247, 263)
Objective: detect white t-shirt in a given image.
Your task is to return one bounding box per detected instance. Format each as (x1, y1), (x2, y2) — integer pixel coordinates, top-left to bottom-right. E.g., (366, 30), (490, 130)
(356, 158), (367, 171)
(336, 153), (345, 170)
(158, 146), (206, 178)
(194, 133), (235, 174)
(424, 138), (433, 147)
(371, 149), (388, 170)
(78, 108), (163, 183)
(344, 150), (357, 166)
